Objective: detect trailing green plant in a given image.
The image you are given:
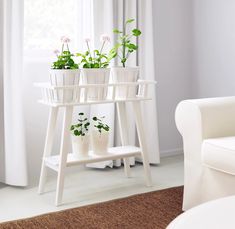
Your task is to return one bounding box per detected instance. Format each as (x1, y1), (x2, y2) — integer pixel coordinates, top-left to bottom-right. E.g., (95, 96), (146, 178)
(92, 116), (110, 134)
(77, 35), (116, 68)
(112, 19), (141, 67)
(52, 36), (78, 70)
(70, 113), (90, 137)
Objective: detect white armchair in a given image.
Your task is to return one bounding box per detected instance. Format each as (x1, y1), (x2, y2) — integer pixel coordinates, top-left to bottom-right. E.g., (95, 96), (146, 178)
(175, 97), (235, 210)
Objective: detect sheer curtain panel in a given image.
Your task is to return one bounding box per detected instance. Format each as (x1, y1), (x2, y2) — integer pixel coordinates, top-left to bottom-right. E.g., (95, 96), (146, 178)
(0, 0), (27, 186)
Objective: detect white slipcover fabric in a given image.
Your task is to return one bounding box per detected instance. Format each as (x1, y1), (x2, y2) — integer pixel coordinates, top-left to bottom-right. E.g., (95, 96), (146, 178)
(167, 195), (235, 229)
(202, 137), (235, 175)
(175, 97), (235, 210)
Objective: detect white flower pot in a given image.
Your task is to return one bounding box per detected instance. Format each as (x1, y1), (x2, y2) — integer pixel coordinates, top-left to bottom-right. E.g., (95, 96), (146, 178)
(50, 69), (80, 103)
(71, 134), (90, 157)
(91, 131), (109, 155)
(111, 67), (139, 99)
(81, 68), (110, 101)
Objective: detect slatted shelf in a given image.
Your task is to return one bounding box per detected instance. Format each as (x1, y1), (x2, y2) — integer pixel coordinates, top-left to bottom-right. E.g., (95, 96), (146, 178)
(44, 146), (141, 171)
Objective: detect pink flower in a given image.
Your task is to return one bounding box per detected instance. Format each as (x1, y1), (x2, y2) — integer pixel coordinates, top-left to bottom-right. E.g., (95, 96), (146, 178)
(84, 37), (91, 43)
(61, 36), (71, 43)
(53, 49), (60, 55)
(100, 34), (111, 43)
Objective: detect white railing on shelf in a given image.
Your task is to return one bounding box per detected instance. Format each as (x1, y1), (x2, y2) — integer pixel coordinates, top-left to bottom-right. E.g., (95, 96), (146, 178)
(34, 80), (156, 105)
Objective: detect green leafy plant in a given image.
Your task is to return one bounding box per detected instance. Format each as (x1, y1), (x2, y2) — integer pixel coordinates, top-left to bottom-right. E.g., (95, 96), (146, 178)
(92, 116), (110, 134)
(112, 19), (141, 67)
(77, 35), (116, 68)
(70, 113), (90, 136)
(52, 36), (78, 70)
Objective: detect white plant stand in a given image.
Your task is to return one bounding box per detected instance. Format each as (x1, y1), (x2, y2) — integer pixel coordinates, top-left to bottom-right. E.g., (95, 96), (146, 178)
(35, 80), (156, 206)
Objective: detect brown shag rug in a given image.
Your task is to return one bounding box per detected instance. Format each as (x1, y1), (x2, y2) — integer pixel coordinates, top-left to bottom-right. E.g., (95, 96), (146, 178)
(0, 186), (183, 229)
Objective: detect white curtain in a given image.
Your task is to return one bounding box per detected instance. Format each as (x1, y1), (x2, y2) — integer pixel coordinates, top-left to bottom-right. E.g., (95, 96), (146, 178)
(77, 0), (160, 165)
(0, 0), (27, 186)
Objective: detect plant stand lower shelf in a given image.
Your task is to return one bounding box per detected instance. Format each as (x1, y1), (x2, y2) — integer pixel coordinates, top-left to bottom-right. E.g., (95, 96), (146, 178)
(45, 146), (141, 170)
(36, 81), (154, 206)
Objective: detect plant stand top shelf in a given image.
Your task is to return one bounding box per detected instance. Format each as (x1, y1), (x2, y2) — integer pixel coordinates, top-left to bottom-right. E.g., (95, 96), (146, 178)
(34, 80), (156, 107)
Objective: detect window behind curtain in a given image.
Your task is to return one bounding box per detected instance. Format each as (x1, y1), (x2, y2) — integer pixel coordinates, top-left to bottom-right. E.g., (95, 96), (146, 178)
(24, 0), (77, 57)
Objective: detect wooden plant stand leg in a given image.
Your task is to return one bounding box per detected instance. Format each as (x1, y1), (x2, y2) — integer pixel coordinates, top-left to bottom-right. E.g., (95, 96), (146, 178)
(116, 102), (131, 178)
(132, 101), (152, 187)
(38, 107), (59, 194)
(55, 106), (73, 206)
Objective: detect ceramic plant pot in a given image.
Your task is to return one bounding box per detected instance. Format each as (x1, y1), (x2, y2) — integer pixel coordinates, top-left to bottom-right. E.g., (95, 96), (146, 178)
(71, 134), (90, 157)
(81, 68), (110, 101)
(110, 67), (139, 99)
(91, 130), (109, 155)
(50, 69), (80, 103)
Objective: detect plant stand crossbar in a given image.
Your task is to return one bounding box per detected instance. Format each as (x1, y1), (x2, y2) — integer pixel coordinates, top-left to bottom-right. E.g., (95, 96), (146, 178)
(36, 81), (155, 206)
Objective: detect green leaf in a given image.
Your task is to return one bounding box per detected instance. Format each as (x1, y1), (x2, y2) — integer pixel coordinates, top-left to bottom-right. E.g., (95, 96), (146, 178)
(132, 29), (141, 36)
(94, 50), (100, 55)
(100, 54), (108, 60)
(84, 122), (90, 127)
(102, 63), (109, 68)
(126, 43), (138, 50)
(121, 58), (127, 63)
(83, 63), (89, 68)
(93, 63), (99, 68)
(113, 29), (122, 34)
(74, 130), (79, 136)
(103, 126), (109, 131)
(70, 126), (74, 131)
(126, 19), (135, 24)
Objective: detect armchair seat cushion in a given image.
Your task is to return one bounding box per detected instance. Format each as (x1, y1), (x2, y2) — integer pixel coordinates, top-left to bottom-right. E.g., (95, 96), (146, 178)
(202, 137), (235, 175)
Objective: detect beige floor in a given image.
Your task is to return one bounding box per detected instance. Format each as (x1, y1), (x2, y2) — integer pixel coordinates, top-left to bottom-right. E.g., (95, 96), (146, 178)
(0, 155), (183, 223)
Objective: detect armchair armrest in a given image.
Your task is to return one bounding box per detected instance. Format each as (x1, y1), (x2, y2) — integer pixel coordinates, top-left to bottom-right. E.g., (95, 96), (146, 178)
(175, 97), (235, 160)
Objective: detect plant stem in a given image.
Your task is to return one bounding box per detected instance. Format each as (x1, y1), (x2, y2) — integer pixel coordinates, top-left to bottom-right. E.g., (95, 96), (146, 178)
(100, 41), (105, 54)
(122, 22), (126, 67)
(122, 40), (126, 67)
(61, 43), (64, 54)
(86, 41), (92, 61)
(66, 43), (70, 52)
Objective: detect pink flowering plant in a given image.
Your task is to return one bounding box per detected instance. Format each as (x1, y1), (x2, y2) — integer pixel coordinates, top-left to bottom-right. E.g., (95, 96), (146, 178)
(52, 36), (78, 69)
(112, 19), (141, 67)
(77, 34), (116, 68)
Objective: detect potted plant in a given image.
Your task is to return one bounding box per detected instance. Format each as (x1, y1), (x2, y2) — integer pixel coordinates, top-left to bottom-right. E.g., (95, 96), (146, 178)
(70, 113), (90, 157)
(91, 116), (110, 155)
(111, 19), (141, 98)
(51, 36), (80, 102)
(77, 35), (116, 101)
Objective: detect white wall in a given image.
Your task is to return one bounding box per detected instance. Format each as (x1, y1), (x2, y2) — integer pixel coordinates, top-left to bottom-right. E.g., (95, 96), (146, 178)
(153, 0), (193, 155)
(192, 0), (235, 98)
(152, 0), (235, 157)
